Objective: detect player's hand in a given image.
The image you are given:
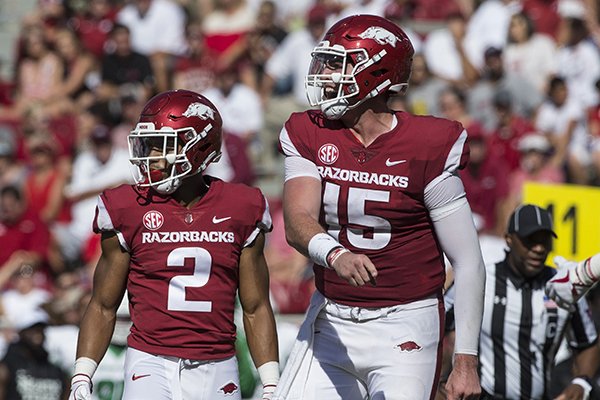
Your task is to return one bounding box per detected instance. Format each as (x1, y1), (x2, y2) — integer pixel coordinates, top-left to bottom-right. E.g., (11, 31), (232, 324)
(262, 383), (276, 400)
(545, 256), (590, 312)
(445, 354), (481, 400)
(69, 374), (92, 400)
(554, 382), (589, 400)
(330, 251), (377, 287)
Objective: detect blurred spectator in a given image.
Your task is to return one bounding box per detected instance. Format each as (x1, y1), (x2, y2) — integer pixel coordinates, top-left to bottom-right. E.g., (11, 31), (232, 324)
(464, 0), (520, 69)
(1, 265), (52, 328)
(261, 4), (328, 107)
(587, 78), (600, 184)
(202, 0), (255, 62)
(117, 0), (187, 92)
(244, 0), (288, 90)
(522, 0), (561, 39)
(1, 26), (64, 120)
(439, 86), (485, 137)
(203, 66), (260, 184)
(22, 134), (70, 274)
(0, 127), (26, 191)
(460, 128), (511, 236)
(61, 125), (131, 264)
(334, 0), (388, 20)
(96, 24), (155, 104)
(21, 0), (71, 45)
(556, 16), (600, 109)
(172, 22), (218, 94)
(469, 46), (542, 132)
(203, 65), (263, 143)
(535, 76), (593, 184)
(423, 11), (480, 85)
(109, 96), (145, 151)
(52, 28), (100, 113)
(70, 0), (118, 59)
(502, 133), (564, 225)
(263, 202), (313, 314)
(0, 186), (51, 287)
(405, 54), (447, 116)
(487, 90), (536, 172)
(504, 11), (557, 94)
(0, 309), (67, 400)
(383, 1), (423, 53)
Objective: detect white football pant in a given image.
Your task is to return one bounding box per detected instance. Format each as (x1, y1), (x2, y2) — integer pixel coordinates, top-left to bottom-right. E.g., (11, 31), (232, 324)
(122, 348), (241, 399)
(303, 296), (443, 400)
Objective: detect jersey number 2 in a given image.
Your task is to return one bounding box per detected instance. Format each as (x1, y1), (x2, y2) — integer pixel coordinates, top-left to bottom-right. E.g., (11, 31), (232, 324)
(167, 247), (212, 312)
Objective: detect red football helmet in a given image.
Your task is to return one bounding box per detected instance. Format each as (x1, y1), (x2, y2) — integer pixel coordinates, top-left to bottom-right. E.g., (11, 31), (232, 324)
(305, 14), (414, 119)
(128, 90), (222, 194)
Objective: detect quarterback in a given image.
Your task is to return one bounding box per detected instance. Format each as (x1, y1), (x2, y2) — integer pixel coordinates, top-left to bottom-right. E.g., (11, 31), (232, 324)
(68, 90), (279, 400)
(274, 14), (485, 400)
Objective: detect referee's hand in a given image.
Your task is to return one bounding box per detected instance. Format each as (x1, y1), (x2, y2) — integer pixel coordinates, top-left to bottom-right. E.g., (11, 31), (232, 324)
(445, 354), (481, 400)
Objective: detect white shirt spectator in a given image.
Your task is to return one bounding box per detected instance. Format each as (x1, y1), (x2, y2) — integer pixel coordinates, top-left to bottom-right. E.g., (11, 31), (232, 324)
(117, 0), (186, 56)
(65, 148), (132, 252)
(2, 289), (51, 329)
(203, 83), (263, 138)
(465, 0), (521, 69)
(556, 40), (600, 108)
(265, 29), (319, 106)
(423, 28), (480, 81)
(535, 98), (590, 161)
(504, 34), (557, 93)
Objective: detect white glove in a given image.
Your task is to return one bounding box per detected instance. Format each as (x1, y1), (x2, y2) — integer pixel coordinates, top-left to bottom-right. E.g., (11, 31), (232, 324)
(68, 374), (92, 400)
(262, 383), (276, 400)
(545, 256), (591, 312)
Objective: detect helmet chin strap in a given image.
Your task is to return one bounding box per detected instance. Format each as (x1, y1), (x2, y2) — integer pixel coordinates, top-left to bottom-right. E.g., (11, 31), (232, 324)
(154, 178), (182, 195)
(321, 79), (392, 119)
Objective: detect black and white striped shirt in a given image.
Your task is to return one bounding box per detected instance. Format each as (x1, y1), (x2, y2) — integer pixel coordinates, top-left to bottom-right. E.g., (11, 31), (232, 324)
(474, 259), (598, 399)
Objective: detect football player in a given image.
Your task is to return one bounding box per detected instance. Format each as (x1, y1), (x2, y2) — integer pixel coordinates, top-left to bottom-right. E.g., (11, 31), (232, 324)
(274, 15), (485, 400)
(546, 252), (600, 311)
(68, 90), (279, 400)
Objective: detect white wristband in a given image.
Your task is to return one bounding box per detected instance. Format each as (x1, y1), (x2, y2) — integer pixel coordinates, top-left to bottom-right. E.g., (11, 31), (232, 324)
(572, 377), (592, 400)
(308, 233), (341, 269)
(257, 361), (279, 385)
(74, 357), (98, 379)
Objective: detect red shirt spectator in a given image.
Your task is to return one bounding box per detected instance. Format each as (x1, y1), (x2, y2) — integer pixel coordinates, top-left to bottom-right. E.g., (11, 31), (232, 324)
(0, 186), (50, 277)
(461, 131), (511, 234)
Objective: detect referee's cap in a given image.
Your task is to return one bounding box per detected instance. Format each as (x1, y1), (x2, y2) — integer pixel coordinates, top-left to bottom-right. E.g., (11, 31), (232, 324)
(508, 204), (557, 238)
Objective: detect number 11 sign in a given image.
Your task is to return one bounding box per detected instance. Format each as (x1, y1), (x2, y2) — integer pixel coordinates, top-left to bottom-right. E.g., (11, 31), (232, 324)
(523, 182), (600, 262)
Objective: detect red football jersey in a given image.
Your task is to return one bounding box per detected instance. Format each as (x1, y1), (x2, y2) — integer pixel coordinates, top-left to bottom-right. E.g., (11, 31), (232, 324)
(93, 177), (272, 360)
(280, 111), (468, 307)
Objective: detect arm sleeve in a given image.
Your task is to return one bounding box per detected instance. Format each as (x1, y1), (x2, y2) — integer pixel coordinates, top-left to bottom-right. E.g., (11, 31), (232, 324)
(432, 200), (486, 355)
(567, 298), (598, 349)
(284, 156), (320, 182)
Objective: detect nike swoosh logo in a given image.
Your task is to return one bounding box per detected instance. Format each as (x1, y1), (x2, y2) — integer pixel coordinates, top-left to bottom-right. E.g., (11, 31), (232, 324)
(212, 216), (231, 224)
(385, 158), (407, 167)
(132, 373), (151, 381)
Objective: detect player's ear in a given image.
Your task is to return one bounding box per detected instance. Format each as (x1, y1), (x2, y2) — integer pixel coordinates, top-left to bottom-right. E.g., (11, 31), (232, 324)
(505, 233), (513, 248)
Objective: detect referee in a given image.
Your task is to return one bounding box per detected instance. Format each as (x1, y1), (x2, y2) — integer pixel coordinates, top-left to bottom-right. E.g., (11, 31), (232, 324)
(444, 204), (600, 400)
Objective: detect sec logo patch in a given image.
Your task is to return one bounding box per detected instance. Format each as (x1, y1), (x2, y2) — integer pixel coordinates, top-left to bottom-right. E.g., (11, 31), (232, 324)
(143, 210), (164, 230)
(318, 143), (339, 165)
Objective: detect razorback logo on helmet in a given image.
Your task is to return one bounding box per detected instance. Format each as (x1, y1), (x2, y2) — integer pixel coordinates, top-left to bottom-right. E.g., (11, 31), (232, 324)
(318, 143), (339, 165)
(143, 210), (164, 230)
(182, 102), (215, 120)
(219, 381), (239, 395)
(358, 26), (399, 47)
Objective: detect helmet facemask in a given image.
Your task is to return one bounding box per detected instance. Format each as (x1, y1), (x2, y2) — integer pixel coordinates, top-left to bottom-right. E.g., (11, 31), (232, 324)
(128, 122), (221, 194)
(306, 43), (403, 119)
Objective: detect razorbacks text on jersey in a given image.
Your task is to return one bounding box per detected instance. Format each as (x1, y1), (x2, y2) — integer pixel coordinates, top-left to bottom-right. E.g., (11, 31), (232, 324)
(93, 177), (272, 360)
(280, 110), (468, 307)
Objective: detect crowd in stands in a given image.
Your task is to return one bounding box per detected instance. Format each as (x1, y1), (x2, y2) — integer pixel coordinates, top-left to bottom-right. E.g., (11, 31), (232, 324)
(1, 0), (600, 397)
